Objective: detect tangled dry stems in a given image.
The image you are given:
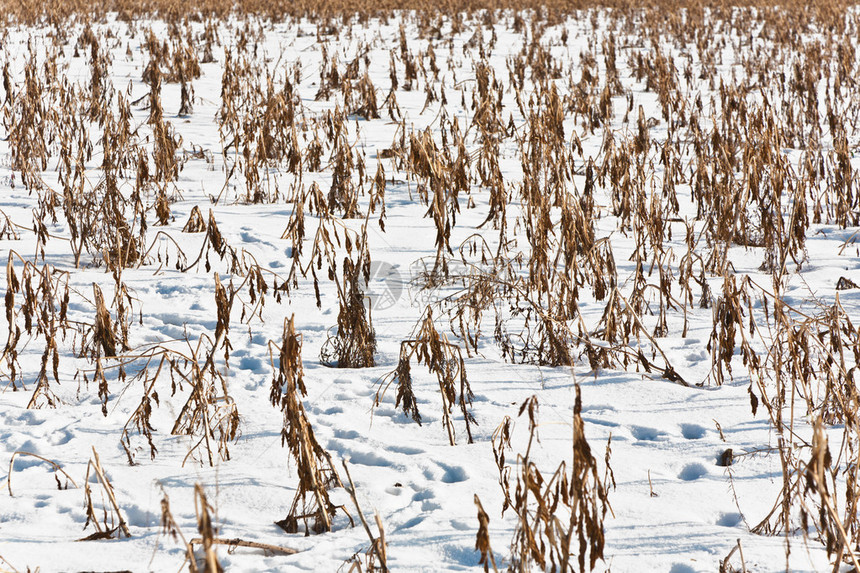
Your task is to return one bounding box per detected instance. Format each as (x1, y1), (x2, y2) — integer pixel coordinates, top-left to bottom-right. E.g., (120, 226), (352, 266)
(1, 0), (860, 568)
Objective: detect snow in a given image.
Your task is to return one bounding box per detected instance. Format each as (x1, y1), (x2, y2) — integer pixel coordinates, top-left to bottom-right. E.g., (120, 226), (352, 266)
(0, 6), (858, 572)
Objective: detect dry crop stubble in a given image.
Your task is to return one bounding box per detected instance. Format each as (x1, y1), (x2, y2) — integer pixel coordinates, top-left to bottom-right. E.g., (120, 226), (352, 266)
(2, 0), (860, 570)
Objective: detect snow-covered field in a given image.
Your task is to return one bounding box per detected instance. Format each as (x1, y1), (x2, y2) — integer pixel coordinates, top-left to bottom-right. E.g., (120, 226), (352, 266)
(1, 4), (860, 572)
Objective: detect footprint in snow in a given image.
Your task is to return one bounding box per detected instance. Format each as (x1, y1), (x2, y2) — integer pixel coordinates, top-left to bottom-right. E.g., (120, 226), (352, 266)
(389, 444), (424, 455)
(412, 489), (434, 502)
(685, 350), (708, 362)
(49, 429), (73, 446)
(437, 462), (468, 483)
(680, 423), (707, 440)
(716, 512), (743, 527)
(239, 229), (265, 244)
(678, 463), (708, 481)
(344, 449), (392, 467)
(421, 462), (468, 483)
(236, 355), (265, 373)
(333, 429), (361, 440)
(397, 515), (424, 530)
(630, 426), (663, 441)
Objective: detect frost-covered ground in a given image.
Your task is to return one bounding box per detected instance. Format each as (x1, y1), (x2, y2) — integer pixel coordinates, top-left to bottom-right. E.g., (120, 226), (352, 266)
(1, 7), (860, 572)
